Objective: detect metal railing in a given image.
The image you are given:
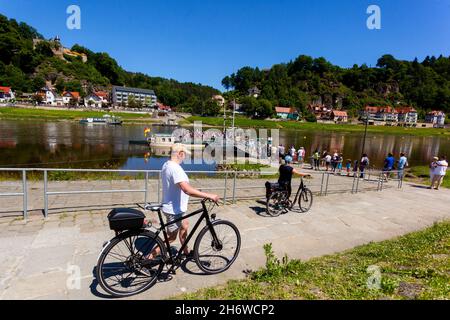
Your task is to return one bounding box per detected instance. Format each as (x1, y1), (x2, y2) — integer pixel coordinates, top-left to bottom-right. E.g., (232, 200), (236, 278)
(0, 167), (403, 219)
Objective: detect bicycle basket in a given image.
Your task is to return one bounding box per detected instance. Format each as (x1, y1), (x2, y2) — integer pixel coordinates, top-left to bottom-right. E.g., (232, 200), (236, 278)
(107, 208), (145, 231)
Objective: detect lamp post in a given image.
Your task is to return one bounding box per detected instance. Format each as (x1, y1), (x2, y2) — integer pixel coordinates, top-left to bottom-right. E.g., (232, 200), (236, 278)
(361, 110), (369, 156)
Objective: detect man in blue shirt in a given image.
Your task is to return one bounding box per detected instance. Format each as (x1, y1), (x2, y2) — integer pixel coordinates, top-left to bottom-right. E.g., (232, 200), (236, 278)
(397, 152), (408, 179)
(383, 153), (395, 181)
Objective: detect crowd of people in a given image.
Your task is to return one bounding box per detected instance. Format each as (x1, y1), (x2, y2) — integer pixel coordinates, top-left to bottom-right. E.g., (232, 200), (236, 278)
(275, 144), (448, 188)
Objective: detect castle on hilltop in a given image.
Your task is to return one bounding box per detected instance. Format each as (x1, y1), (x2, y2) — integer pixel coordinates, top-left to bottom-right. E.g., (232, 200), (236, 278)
(32, 36), (88, 63)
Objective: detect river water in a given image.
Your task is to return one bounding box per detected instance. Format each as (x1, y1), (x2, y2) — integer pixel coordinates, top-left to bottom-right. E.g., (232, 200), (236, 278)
(0, 120), (448, 170)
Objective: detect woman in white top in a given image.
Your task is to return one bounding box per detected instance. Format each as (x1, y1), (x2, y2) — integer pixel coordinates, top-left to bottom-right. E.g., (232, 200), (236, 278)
(431, 156), (448, 190)
(429, 156), (439, 188)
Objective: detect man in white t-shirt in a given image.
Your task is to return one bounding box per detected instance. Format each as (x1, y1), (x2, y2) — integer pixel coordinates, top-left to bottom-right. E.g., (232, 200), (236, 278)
(431, 156), (448, 190)
(160, 143), (219, 257)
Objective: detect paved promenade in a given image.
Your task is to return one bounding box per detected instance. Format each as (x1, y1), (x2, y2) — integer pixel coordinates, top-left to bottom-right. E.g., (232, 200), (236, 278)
(0, 181), (448, 300)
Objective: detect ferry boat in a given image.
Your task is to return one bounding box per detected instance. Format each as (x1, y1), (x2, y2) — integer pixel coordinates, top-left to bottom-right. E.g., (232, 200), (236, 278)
(79, 114), (123, 125)
(148, 133), (206, 150)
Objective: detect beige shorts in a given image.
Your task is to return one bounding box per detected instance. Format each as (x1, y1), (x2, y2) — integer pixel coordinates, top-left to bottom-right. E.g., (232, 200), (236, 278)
(163, 212), (184, 233)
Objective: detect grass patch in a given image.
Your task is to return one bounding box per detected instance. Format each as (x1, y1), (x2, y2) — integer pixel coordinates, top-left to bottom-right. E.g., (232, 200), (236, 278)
(0, 107), (155, 122)
(178, 221), (450, 300)
(186, 116), (450, 137)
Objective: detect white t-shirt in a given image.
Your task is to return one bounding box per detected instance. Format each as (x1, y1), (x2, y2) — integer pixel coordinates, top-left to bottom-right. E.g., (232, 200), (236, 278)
(325, 155), (332, 163)
(161, 160), (190, 215)
(436, 160), (448, 176)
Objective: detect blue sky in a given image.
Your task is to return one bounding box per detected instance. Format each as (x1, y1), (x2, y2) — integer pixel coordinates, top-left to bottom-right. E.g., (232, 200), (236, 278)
(1, 0), (449, 90)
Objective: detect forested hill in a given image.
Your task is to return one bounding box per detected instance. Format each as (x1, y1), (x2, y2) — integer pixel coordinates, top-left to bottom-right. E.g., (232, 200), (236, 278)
(0, 14), (219, 107)
(222, 53), (450, 118)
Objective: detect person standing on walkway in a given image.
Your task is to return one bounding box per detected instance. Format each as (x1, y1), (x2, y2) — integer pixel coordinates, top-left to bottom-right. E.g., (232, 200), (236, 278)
(155, 144), (220, 259)
(431, 156), (448, 190)
(346, 159), (352, 176)
(324, 153), (332, 171)
(298, 147), (305, 165)
(429, 156), (439, 187)
(278, 144), (285, 163)
(313, 149), (320, 171)
(397, 152), (409, 180)
(383, 153), (395, 181)
(359, 154), (369, 178)
(337, 153), (344, 174)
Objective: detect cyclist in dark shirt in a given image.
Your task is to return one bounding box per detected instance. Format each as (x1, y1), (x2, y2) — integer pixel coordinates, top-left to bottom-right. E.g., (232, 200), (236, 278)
(278, 155), (310, 197)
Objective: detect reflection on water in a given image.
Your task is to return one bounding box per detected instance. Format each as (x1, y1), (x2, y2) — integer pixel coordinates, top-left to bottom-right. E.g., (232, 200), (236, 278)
(0, 120), (448, 170)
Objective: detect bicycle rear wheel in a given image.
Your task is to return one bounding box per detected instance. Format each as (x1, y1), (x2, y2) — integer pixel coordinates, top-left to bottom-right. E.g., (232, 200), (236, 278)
(96, 230), (166, 297)
(266, 191), (287, 216)
(193, 220), (241, 274)
(298, 188), (313, 212)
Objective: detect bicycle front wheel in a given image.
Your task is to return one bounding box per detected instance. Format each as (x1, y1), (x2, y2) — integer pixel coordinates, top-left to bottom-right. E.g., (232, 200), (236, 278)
(193, 220), (241, 275)
(96, 230), (166, 297)
(298, 188), (313, 212)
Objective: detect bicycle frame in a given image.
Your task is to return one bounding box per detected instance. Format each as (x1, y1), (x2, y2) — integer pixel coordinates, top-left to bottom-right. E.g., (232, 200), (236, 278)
(152, 201), (219, 274)
(290, 178), (306, 206)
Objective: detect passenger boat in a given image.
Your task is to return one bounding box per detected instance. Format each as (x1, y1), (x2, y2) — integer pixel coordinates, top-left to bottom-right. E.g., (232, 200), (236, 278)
(79, 114), (123, 125)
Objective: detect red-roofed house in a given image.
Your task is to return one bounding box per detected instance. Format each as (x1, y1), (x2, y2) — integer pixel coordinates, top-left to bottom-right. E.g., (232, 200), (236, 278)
(361, 106), (398, 123)
(425, 110), (446, 128)
(330, 110), (348, 123)
(275, 106), (299, 120)
(397, 106), (418, 126)
(0, 86), (15, 102)
(94, 91), (109, 104)
(63, 92), (80, 106)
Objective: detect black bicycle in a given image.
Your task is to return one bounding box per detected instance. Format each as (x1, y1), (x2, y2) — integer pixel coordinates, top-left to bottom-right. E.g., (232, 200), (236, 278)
(266, 177), (313, 216)
(96, 199), (241, 297)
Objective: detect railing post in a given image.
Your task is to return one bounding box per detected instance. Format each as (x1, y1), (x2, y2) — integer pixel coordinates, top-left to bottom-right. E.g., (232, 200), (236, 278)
(22, 170), (27, 220)
(380, 172), (384, 191)
(351, 174), (356, 194)
(223, 172), (228, 205)
(232, 171), (237, 204)
(324, 173), (330, 196)
(44, 170), (48, 218)
(320, 172), (325, 196)
(157, 171), (161, 203)
(355, 173), (360, 193)
(144, 171), (148, 204)
(377, 172), (381, 191)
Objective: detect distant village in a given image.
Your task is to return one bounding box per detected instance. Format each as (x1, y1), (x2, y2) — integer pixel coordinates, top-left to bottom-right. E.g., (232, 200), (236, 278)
(0, 83), (447, 128)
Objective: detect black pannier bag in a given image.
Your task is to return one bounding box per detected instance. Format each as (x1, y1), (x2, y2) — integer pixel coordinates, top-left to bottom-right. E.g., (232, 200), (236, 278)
(108, 208), (145, 231)
(265, 181), (280, 200)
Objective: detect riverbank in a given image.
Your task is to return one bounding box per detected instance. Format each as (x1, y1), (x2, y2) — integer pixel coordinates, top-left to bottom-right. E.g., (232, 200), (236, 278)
(0, 106), (156, 123)
(178, 221), (450, 300)
(183, 116), (450, 137)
